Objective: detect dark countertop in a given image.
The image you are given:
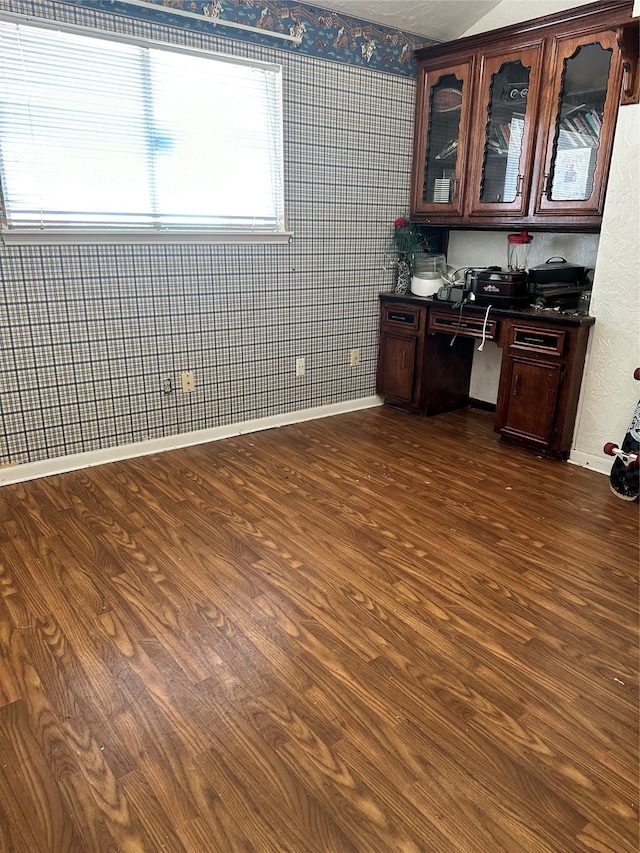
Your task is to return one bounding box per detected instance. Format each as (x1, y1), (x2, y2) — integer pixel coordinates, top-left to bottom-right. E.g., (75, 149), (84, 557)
(379, 292), (596, 327)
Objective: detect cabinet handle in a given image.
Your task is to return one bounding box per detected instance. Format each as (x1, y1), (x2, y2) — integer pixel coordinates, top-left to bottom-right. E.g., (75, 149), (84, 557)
(513, 374), (520, 396)
(515, 174), (524, 197)
(451, 177), (458, 200)
(401, 351), (406, 369)
(618, 23), (638, 101)
(541, 173), (551, 198)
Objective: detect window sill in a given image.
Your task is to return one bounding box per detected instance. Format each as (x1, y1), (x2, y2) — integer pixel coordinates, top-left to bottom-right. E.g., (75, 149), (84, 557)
(0, 230), (293, 247)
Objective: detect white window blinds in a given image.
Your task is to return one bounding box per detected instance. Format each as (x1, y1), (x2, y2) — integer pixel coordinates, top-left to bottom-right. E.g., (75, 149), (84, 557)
(0, 18), (285, 235)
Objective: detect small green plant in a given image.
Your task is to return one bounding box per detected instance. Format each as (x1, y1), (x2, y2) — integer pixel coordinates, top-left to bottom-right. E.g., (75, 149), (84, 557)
(392, 217), (428, 256)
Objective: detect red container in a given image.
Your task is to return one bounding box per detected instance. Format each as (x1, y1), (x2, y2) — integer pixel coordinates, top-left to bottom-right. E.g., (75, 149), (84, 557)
(507, 231), (533, 271)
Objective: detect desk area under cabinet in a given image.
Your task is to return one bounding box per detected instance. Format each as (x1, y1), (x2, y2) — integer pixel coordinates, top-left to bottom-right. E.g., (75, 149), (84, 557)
(376, 293), (595, 458)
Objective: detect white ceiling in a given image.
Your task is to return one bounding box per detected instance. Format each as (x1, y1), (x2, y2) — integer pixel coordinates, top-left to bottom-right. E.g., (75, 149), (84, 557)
(319, 0), (503, 41)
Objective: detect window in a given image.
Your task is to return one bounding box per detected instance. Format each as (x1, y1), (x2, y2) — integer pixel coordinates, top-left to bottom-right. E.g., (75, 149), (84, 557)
(0, 16), (286, 241)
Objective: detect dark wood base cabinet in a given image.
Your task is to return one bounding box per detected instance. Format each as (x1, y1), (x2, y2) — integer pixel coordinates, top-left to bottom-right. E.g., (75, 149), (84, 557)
(377, 295), (594, 459)
(494, 319), (592, 456)
(376, 300), (474, 415)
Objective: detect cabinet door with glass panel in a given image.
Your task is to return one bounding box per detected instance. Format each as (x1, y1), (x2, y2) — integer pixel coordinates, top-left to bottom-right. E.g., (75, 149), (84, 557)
(535, 29), (623, 217)
(411, 60), (473, 218)
(467, 43), (544, 218)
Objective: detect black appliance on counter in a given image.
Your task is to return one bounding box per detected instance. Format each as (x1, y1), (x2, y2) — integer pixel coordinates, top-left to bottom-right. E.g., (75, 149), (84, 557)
(434, 266), (529, 308)
(434, 258), (590, 311)
(527, 257), (590, 310)
(472, 268), (529, 307)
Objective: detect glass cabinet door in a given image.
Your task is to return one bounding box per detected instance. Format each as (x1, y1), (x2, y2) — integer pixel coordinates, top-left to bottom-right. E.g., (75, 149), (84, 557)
(411, 61), (472, 217)
(467, 45), (543, 217)
(537, 30), (621, 215)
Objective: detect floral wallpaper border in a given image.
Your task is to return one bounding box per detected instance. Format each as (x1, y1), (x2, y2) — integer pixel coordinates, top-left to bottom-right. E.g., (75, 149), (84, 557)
(66, 0), (436, 76)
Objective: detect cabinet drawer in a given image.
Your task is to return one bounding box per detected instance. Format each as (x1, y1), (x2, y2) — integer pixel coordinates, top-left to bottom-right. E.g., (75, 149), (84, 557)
(510, 325), (566, 355)
(428, 310), (497, 340)
(381, 305), (421, 331)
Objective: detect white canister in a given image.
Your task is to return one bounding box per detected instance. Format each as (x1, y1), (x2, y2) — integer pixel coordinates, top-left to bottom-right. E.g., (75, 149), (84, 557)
(411, 251), (447, 297)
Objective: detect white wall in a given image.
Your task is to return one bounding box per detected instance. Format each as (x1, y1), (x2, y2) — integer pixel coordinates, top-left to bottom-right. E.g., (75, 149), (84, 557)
(462, 0), (597, 35)
(461, 0), (640, 470)
(571, 102), (640, 472)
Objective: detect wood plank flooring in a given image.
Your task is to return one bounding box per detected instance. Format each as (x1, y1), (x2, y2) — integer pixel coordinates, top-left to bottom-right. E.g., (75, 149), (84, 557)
(0, 405), (638, 852)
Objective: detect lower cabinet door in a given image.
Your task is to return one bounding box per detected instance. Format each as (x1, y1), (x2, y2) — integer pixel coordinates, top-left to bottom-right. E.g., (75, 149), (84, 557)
(497, 355), (562, 447)
(376, 332), (417, 405)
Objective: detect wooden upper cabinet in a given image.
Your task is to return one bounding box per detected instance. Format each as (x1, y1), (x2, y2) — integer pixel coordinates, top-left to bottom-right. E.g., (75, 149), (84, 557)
(466, 42), (544, 218)
(411, 60), (473, 218)
(410, 0), (634, 229)
(534, 29), (623, 218)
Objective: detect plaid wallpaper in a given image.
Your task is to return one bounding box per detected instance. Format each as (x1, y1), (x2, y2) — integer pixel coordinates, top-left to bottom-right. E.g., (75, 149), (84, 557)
(0, 0), (416, 466)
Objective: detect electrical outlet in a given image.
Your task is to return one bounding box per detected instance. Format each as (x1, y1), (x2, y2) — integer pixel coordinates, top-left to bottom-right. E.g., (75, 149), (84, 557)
(350, 348), (361, 367)
(296, 357), (306, 377)
(162, 377), (173, 394)
(181, 370), (195, 393)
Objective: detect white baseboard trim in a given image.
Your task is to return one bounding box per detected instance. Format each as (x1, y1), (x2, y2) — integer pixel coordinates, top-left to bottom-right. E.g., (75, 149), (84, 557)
(0, 396), (383, 487)
(568, 448), (609, 475)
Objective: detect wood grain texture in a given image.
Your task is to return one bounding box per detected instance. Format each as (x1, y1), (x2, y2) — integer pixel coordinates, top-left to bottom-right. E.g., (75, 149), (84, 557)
(0, 406), (637, 852)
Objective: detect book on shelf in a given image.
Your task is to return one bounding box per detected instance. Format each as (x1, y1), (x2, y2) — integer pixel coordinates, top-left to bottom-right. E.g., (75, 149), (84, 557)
(493, 123), (508, 149)
(487, 139), (508, 155)
(564, 115), (582, 134)
(562, 113), (598, 147)
(568, 114), (589, 141)
(588, 108), (602, 127)
(577, 112), (591, 132)
(583, 112), (598, 135)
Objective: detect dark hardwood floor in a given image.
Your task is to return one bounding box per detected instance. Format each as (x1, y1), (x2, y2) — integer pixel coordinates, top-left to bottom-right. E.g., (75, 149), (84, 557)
(0, 405), (637, 852)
